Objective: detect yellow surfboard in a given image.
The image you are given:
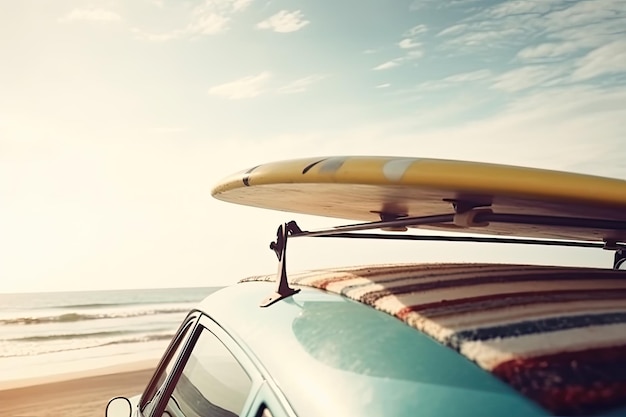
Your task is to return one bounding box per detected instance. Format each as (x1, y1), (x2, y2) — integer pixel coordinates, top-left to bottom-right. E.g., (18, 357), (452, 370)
(211, 156), (626, 242)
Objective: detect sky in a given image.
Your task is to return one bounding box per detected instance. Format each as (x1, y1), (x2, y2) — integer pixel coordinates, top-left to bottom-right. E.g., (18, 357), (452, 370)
(1, 0), (625, 292)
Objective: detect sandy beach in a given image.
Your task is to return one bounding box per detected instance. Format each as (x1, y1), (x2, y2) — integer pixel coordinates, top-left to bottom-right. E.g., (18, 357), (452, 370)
(0, 362), (157, 417)
(0, 287), (204, 417)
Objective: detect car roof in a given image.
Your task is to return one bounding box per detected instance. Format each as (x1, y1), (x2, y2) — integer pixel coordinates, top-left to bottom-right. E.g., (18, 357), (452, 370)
(199, 263), (626, 417)
(199, 280), (546, 417)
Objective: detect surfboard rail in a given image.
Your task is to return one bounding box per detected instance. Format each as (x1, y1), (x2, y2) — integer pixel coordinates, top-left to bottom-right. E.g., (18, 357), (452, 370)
(212, 156), (626, 242)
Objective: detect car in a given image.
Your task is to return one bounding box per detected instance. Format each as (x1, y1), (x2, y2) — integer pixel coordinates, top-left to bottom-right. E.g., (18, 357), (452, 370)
(105, 260), (626, 417)
(106, 157), (626, 417)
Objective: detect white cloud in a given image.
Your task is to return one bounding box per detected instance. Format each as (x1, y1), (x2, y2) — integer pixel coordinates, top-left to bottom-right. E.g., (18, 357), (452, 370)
(399, 38), (421, 49)
(444, 69), (492, 83)
(405, 24), (428, 37)
(409, 0), (480, 11)
(59, 8), (121, 23)
(517, 42), (580, 60)
(208, 72), (271, 99)
(545, 0), (622, 27)
(572, 40), (626, 81)
(376, 83), (391, 89)
(511, 1), (626, 62)
(438, 0), (626, 62)
(492, 65), (566, 92)
(373, 60), (401, 71)
(405, 69), (492, 93)
(208, 73), (325, 98)
(375, 30), (425, 71)
(186, 13), (230, 35)
(372, 23), (427, 73)
(449, 28), (525, 47)
(435, 1), (547, 49)
(437, 24), (468, 37)
(277, 75), (326, 94)
(373, 49), (423, 70)
(132, 0), (251, 41)
(487, 0), (557, 18)
(257, 10), (309, 33)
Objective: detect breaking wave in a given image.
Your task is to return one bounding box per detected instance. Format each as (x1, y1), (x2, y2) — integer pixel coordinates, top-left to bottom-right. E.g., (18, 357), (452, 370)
(11, 330), (135, 342)
(0, 307), (190, 325)
(0, 333), (175, 358)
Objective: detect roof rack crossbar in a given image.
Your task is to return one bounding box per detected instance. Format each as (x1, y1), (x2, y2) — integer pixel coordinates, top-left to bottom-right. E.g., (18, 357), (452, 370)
(290, 214), (455, 237)
(480, 213), (626, 231)
(308, 232), (619, 249)
(285, 211), (626, 241)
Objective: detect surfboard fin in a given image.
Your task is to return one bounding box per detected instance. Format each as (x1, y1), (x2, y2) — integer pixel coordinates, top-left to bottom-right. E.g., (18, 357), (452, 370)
(261, 221), (302, 307)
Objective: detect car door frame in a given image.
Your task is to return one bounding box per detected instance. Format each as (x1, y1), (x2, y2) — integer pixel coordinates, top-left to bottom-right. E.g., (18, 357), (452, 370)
(144, 312), (266, 417)
(137, 311), (200, 416)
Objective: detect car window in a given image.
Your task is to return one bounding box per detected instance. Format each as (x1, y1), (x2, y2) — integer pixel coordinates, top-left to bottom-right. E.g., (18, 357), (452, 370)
(163, 327), (253, 417)
(141, 320), (194, 417)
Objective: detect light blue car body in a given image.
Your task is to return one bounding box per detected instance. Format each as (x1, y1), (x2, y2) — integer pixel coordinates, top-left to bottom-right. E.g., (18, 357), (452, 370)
(118, 279), (626, 417)
(200, 283), (548, 417)
(197, 281), (548, 417)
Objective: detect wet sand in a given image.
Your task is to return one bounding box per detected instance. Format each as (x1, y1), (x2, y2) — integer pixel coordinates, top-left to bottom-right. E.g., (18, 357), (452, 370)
(0, 364), (156, 417)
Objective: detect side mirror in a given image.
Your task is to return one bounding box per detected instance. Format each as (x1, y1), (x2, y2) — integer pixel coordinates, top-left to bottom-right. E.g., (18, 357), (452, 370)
(106, 397), (132, 417)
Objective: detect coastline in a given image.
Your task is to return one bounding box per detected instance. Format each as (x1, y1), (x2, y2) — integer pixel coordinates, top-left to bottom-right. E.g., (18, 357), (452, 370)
(0, 360), (158, 417)
(0, 288), (211, 417)
(0, 358), (159, 391)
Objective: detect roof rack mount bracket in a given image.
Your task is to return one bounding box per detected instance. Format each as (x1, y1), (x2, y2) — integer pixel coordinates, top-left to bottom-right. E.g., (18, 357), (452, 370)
(611, 245), (626, 270)
(260, 221), (302, 307)
(454, 208), (492, 228)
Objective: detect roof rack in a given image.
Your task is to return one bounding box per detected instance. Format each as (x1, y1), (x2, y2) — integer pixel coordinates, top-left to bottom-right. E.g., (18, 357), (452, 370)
(260, 221), (302, 307)
(259, 209), (626, 307)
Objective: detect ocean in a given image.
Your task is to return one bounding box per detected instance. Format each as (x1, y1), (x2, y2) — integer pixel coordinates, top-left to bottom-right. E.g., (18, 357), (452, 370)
(0, 287), (220, 386)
